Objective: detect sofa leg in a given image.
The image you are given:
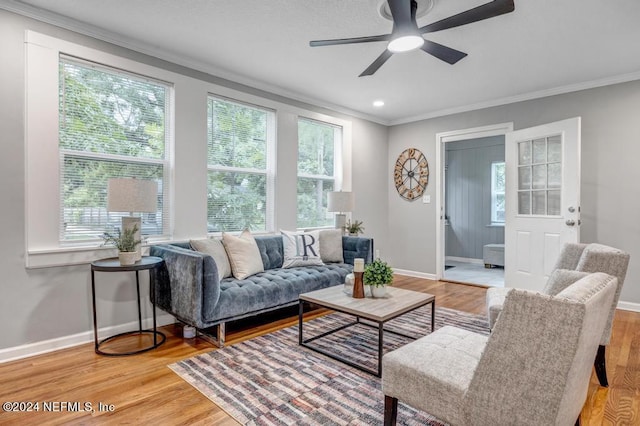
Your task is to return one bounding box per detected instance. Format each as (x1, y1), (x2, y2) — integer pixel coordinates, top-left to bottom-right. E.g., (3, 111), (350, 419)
(384, 395), (398, 426)
(217, 323), (226, 348)
(196, 323), (226, 348)
(594, 344), (608, 387)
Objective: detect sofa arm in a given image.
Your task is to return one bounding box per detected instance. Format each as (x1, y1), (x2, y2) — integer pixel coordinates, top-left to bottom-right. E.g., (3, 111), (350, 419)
(342, 236), (373, 265)
(149, 244), (221, 328)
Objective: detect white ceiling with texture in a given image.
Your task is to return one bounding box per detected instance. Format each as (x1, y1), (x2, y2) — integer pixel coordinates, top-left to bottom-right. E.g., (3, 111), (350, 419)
(6, 0), (640, 124)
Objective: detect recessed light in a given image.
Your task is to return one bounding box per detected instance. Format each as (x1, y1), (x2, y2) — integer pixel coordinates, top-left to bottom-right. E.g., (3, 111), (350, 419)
(373, 100), (385, 107)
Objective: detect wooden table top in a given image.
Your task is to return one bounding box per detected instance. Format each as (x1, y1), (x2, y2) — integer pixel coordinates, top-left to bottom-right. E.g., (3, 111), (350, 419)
(300, 285), (435, 322)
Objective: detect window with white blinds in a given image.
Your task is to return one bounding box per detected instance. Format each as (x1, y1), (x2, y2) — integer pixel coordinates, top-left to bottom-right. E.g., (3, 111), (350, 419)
(297, 118), (342, 229)
(59, 57), (171, 242)
(206, 96), (275, 232)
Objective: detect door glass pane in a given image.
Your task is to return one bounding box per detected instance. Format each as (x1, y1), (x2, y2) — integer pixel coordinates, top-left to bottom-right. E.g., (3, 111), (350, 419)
(518, 192), (531, 215)
(532, 164), (546, 189)
(548, 190), (561, 215)
(548, 163), (561, 188)
(532, 191), (546, 215)
(533, 138), (546, 163)
(518, 166), (531, 190)
(547, 135), (562, 162)
(517, 133), (563, 217)
(518, 141), (531, 165)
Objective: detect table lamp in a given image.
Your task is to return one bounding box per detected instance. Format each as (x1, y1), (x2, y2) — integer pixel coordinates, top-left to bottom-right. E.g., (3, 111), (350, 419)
(327, 191), (354, 230)
(107, 178), (158, 261)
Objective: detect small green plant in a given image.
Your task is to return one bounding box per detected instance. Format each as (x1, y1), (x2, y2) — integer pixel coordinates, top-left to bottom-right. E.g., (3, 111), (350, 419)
(345, 219), (364, 235)
(363, 258), (394, 287)
(101, 224), (141, 252)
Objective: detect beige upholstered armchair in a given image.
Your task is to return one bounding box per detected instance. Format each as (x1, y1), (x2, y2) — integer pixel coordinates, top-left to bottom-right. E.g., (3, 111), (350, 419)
(486, 243), (630, 387)
(382, 272), (617, 426)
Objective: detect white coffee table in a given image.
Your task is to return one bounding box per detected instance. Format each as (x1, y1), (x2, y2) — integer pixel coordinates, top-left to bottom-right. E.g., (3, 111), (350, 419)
(298, 285), (435, 376)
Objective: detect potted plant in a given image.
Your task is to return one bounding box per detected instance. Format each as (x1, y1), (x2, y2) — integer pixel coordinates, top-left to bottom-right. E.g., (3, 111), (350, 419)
(101, 224), (142, 265)
(363, 258), (394, 298)
(345, 219), (364, 236)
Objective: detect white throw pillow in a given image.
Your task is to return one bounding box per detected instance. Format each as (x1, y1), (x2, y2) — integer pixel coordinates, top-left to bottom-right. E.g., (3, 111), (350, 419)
(281, 230), (324, 268)
(190, 238), (232, 279)
(319, 229), (344, 263)
(222, 229), (264, 280)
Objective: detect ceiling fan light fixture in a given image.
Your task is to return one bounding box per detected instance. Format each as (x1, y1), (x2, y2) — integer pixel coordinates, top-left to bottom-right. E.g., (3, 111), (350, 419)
(387, 35), (424, 53)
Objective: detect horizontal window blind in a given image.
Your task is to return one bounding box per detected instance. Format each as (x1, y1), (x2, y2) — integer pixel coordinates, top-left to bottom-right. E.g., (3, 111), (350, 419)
(207, 96), (274, 232)
(297, 118), (342, 229)
(59, 57), (171, 242)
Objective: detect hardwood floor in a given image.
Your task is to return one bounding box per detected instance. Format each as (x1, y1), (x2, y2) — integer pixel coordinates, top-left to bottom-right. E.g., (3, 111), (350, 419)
(0, 277), (638, 425)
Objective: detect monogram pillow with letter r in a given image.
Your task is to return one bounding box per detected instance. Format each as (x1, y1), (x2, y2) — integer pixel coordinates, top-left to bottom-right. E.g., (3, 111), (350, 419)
(281, 230), (324, 268)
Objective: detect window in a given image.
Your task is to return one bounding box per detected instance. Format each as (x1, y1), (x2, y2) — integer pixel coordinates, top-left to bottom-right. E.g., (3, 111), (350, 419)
(206, 96), (275, 232)
(59, 57), (170, 242)
(491, 161), (506, 223)
(297, 118), (342, 228)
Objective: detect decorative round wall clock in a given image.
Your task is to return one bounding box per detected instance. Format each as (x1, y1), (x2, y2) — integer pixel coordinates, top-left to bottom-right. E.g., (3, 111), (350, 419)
(394, 148), (429, 201)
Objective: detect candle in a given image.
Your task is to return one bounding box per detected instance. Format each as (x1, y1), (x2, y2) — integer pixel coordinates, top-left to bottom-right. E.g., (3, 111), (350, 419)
(354, 258), (365, 272)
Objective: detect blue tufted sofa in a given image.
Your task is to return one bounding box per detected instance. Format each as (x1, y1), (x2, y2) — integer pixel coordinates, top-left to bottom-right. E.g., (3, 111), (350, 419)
(150, 234), (372, 346)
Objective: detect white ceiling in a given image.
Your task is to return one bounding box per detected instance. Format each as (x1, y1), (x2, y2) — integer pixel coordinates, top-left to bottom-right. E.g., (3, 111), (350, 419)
(7, 0), (640, 125)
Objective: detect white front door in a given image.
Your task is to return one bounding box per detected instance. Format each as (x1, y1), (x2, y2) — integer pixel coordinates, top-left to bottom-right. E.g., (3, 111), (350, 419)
(504, 117), (581, 291)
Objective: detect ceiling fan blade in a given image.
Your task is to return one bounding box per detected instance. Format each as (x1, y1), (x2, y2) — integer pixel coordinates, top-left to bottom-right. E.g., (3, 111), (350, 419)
(419, 0), (514, 34)
(359, 50), (394, 77)
(310, 34), (391, 47)
(420, 40), (468, 64)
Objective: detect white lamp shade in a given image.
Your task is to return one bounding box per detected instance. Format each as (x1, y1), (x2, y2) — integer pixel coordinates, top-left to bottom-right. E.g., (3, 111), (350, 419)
(107, 178), (158, 213)
(327, 191), (354, 213)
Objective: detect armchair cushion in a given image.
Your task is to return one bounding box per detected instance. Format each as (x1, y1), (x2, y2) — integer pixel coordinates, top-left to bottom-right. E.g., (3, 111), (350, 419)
(486, 287), (510, 328)
(383, 326), (487, 426)
(542, 269), (590, 296)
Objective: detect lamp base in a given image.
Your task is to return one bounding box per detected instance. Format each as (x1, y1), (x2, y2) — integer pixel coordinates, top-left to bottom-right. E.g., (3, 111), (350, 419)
(122, 216), (142, 261)
(334, 213), (347, 230)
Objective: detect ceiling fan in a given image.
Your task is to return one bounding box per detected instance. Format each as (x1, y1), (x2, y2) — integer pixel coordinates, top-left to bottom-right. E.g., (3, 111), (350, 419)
(309, 0), (515, 77)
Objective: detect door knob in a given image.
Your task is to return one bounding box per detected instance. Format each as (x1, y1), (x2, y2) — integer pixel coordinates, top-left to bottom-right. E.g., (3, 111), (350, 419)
(566, 220), (576, 226)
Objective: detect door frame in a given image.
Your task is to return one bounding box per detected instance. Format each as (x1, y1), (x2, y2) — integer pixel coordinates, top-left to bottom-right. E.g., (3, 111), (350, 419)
(435, 122), (514, 280)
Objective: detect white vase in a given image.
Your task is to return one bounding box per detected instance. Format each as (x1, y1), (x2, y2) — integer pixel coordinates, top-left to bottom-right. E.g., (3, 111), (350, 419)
(344, 273), (355, 295)
(118, 251), (137, 266)
(371, 285), (387, 298)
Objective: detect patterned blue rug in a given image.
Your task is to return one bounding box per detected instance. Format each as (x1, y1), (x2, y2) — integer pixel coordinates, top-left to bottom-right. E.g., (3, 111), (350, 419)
(170, 306), (489, 425)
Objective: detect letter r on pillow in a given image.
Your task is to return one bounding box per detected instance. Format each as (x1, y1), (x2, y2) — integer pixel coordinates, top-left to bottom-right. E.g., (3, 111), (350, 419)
(296, 234), (318, 259)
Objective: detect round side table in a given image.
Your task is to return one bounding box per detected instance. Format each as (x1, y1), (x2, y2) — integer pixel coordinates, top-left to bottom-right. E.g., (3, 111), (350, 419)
(91, 256), (166, 356)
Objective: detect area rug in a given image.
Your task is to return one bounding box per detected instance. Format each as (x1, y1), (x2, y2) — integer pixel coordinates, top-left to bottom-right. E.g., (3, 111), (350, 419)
(170, 306), (489, 425)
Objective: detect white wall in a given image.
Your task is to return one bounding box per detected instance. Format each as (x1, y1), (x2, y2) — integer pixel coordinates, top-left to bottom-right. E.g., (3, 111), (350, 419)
(388, 80), (640, 308)
(0, 9), (389, 356)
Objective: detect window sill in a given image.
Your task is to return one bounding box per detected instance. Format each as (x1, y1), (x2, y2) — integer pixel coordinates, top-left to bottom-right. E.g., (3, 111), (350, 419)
(26, 238), (173, 269)
(485, 223), (505, 228)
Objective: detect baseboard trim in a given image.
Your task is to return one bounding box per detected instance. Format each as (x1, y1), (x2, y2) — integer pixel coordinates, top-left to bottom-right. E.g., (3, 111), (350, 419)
(393, 269), (437, 280)
(617, 301), (640, 312)
(445, 256), (484, 265)
(0, 314), (175, 364)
